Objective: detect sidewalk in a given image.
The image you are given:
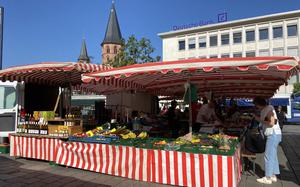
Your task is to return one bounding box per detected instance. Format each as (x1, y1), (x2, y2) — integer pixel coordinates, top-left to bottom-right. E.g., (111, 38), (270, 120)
(0, 154), (169, 187)
(0, 125), (300, 187)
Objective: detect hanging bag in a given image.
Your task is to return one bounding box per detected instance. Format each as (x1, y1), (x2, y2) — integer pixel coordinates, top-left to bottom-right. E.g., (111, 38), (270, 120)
(245, 124), (266, 153)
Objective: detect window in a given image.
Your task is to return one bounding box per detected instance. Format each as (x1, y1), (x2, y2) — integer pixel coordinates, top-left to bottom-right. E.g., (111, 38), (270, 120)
(259, 28), (269, 40)
(233, 32), (242, 43)
(210, 55), (218, 58)
(273, 26), (283, 38)
(273, 48), (284, 56)
(199, 56), (207, 59)
(210, 35), (218, 47)
(188, 56), (196, 59)
(106, 46), (110, 53)
(246, 51), (256, 57)
(106, 56), (110, 62)
(221, 34), (229, 45)
(287, 25), (298, 37)
(188, 38), (196, 49)
(178, 40), (185, 50)
(233, 52), (242, 57)
(0, 86), (16, 109)
(221, 54), (230, 58)
(259, 49), (270, 56)
(199, 37), (206, 48)
(114, 46), (118, 54)
(246, 30), (255, 42)
(287, 47), (299, 57)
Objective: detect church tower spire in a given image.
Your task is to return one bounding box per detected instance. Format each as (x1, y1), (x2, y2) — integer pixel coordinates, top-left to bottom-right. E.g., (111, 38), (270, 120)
(78, 39), (90, 63)
(101, 0), (123, 65)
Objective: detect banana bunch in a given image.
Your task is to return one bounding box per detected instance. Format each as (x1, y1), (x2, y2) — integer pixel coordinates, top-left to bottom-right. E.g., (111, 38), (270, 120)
(120, 131), (137, 139)
(86, 130), (94, 137)
(137, 132), (148, 139)
(96, 126), (103, 131)
(191, 139), (200, 143)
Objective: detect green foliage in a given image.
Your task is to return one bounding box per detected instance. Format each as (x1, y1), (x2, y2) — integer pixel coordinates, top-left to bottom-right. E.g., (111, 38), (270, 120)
(293, 82), (300, 93)
(111, 35), (161, 67)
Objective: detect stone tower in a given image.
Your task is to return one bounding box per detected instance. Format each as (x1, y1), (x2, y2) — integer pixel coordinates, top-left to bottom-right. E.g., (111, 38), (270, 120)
(78, 39), (90, 63)
(101, 1), (123, 65)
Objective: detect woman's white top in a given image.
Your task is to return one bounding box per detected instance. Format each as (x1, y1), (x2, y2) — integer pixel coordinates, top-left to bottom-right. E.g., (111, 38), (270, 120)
(260, 105), (282, 136)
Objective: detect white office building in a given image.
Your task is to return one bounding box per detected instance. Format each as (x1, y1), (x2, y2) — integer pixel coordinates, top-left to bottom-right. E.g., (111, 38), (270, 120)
(158, 10), (300, 118)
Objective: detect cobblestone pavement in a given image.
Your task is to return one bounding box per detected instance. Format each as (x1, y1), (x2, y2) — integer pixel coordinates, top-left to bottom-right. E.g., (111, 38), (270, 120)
(1, 125), (300, 187)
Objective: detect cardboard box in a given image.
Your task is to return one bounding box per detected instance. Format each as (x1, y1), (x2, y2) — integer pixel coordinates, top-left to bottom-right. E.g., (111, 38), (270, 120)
(68, 126), (83, 135)
(48, 125), (82, 136)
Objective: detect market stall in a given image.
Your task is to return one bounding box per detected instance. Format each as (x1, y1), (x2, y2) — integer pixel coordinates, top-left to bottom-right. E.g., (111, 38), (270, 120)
(8, 57), (300, 187)
(0, 61), (108, 159)
(73, 57), (298, 186)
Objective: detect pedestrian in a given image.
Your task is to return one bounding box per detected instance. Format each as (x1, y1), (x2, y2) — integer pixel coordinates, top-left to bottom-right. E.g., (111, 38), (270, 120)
(167, 100), (179, 138)
(276, 106), (287, 130)
(253, 97), (282, 184)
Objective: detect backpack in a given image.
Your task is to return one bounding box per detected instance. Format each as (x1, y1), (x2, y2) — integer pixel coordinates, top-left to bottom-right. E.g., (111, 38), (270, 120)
(245, 125), (266, 153)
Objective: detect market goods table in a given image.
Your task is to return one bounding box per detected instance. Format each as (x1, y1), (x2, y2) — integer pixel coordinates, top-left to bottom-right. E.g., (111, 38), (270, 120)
(9, 134), (241, 187)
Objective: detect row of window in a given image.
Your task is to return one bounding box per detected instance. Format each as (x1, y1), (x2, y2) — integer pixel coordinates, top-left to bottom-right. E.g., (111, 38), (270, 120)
(184, 47), (299, 59)
(179, 24), (298, 50)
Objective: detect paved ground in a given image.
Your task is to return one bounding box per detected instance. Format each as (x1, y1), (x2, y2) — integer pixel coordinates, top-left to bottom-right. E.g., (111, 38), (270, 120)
(0, 154), (171, 187)
(0, 125), (300, 187)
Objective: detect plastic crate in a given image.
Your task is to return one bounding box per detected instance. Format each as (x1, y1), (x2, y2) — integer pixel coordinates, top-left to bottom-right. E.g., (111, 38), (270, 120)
(69, 135), (119, 144)
(0, 144), (9, 154)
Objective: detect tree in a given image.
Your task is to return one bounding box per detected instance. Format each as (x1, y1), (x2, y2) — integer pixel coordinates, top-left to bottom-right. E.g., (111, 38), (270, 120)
(111, 35), (161, 67)
(293, 82), (300, 93)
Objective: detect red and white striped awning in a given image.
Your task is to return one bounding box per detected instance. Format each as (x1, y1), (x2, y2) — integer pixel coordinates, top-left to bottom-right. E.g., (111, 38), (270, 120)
(0, 62), (111, 87)
(82, 57), (300, 98)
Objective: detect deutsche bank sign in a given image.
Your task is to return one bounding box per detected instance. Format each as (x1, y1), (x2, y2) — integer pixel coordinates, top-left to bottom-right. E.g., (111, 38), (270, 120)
(172, 12), (228, 31)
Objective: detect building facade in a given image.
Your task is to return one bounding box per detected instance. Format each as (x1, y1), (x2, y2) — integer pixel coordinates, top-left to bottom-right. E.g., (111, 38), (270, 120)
(158, 11), (300, 83)
(158, 10), (300, 118)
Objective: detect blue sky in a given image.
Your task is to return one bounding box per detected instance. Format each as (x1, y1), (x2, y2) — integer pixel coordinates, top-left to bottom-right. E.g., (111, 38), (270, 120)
(1, 0), (300, 68)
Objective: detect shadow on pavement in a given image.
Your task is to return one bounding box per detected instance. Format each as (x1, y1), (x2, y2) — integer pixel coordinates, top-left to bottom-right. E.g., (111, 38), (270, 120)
(0, 155), (111, 187)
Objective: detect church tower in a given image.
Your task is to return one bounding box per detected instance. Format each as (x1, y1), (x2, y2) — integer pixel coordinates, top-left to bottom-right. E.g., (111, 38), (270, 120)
(78, 39), (90, 63)
(101, 1), (123, 65)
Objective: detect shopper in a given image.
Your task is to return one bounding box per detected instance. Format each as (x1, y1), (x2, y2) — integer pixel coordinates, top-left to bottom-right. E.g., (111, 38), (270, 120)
(276, 106), (287, 130)
(253, 97), (282, 184)
(167, 100), (179, 138)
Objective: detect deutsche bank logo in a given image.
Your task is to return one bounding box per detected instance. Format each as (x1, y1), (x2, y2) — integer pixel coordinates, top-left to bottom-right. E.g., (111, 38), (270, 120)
(172, 12), (229, 31)
(218, 12), (227, 23)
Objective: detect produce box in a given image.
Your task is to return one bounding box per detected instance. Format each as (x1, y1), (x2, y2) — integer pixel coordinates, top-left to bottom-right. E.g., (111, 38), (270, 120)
(36, 111), (55, 121)
(0, 144), (9, 154)
(48, 125), (82, 136)
(69, 135), (119, 144)
(68, 126), (83, 136)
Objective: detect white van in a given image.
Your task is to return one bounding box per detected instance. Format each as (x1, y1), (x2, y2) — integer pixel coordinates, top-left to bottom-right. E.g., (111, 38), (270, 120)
(0, 81), (24, 137)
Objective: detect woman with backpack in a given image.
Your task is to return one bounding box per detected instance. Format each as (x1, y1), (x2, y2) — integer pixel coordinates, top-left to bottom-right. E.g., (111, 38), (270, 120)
(253, 97), (282, 184)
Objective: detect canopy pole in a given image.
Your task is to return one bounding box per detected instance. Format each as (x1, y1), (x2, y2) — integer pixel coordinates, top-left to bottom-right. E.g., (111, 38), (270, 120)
(188, 81), (193, 133)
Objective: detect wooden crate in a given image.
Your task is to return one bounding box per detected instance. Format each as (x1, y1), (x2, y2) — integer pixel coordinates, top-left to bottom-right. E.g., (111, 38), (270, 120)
(48, 125), (82, 136)
(68, 126), (83, 135)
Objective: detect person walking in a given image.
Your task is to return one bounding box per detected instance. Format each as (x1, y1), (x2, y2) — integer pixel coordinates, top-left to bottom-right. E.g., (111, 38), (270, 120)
(253, 97), (282, 184)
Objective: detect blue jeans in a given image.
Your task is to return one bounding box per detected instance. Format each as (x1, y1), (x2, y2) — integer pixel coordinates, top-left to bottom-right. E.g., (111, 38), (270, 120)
(264, 133), (282, 177)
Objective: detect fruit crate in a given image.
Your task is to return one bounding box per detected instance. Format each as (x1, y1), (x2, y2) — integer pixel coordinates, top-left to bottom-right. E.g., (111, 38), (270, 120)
(0, 144), (9, 154)
(69, 135), (119, 144)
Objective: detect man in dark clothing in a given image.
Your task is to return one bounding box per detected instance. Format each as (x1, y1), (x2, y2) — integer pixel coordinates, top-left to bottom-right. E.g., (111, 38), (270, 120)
(276, 106), (286, 130)
(168, 100), (179, 138)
